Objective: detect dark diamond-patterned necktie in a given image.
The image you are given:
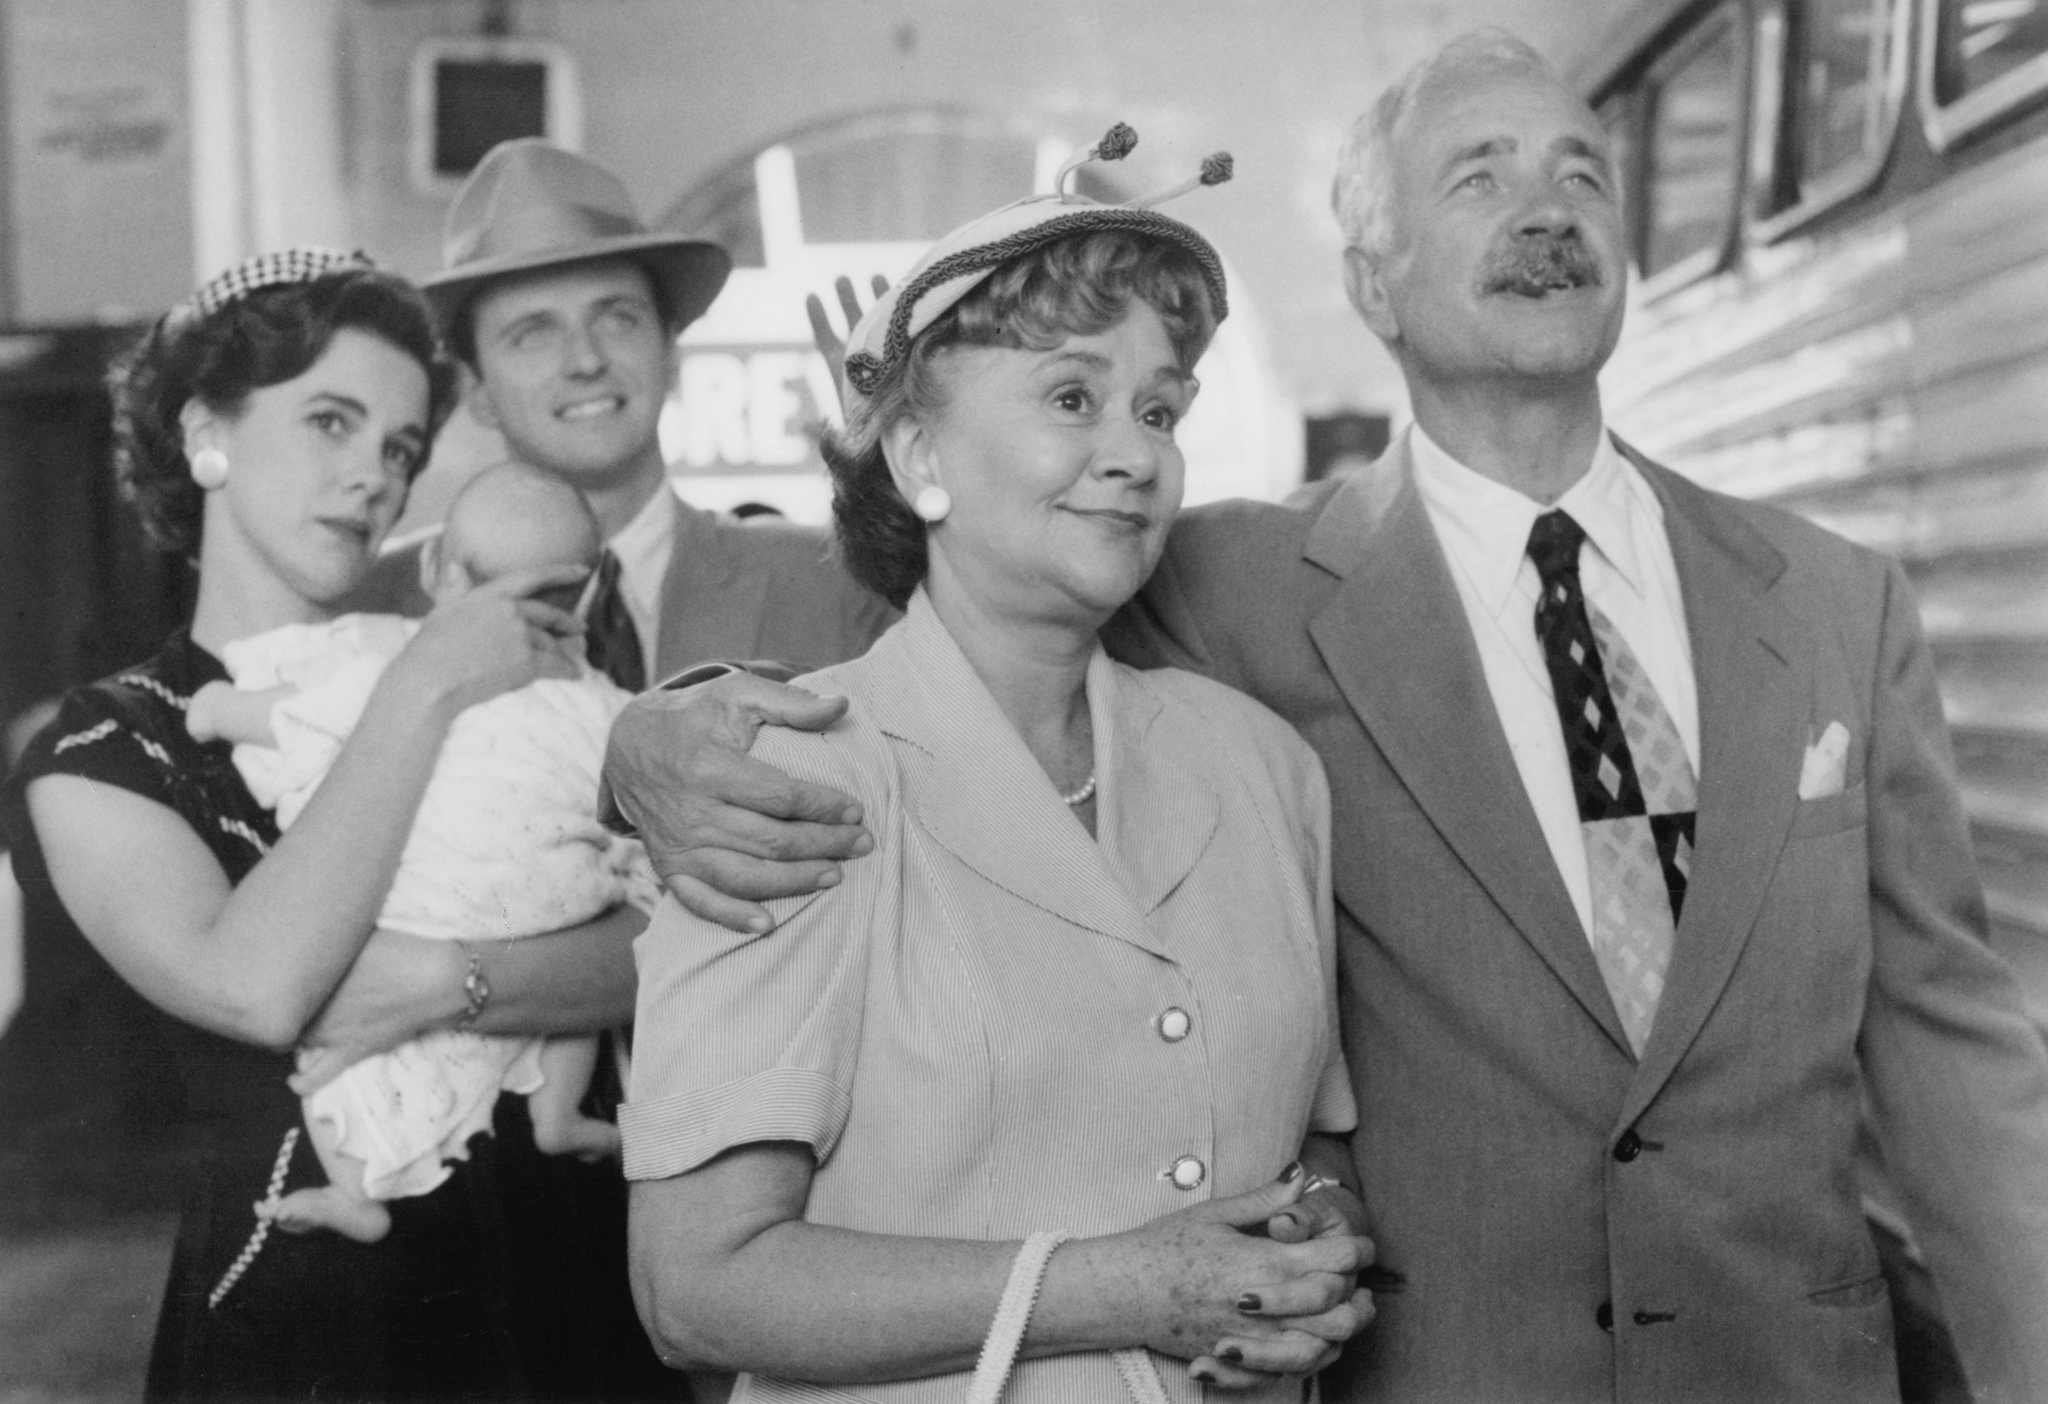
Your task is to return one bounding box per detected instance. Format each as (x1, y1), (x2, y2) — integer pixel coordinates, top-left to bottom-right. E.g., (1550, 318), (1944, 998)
(1527, 509), (1696, 1055)
(583, 547), (646, 692)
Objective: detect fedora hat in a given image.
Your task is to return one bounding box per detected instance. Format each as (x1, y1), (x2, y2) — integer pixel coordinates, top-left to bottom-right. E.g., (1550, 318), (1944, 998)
(420, 138), (732, 336)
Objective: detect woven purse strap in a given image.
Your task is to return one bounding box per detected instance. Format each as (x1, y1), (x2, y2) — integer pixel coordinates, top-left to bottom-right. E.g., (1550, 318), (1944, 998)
(965, 1231), (1171, 1404)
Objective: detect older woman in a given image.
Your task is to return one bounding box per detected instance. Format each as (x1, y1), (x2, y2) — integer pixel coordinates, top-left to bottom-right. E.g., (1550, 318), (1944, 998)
(623, 135), (1372, 1402)
(3, 250), (670, 1401)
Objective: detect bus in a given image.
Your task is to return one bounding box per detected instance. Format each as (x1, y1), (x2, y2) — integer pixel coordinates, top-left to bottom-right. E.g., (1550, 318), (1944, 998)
(1577, 5), (2048, 1391)
(1579, 0), (2048, 1013)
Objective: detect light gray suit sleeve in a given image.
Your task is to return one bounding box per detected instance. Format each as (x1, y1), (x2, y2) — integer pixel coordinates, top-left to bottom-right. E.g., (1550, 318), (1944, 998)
(1857, 559), (2048, 1404)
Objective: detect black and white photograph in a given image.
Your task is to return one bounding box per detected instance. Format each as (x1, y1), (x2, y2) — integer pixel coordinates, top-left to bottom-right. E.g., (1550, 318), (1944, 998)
(3, 1), (2047, 1401)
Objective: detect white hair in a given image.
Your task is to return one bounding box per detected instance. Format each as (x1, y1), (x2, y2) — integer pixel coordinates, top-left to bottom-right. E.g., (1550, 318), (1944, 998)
(1331, 29), (1561, 258)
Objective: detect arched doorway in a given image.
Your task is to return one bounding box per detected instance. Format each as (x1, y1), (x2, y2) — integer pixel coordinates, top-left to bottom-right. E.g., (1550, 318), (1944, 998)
(657, 106), (1301, 521)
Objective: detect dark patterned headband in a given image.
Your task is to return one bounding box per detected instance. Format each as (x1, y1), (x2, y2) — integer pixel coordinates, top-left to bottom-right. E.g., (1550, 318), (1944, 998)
(189, 247), (378, 317)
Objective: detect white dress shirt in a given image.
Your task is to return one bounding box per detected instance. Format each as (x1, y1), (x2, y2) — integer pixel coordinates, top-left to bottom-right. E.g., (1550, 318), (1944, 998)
(605, 481), (676, 684)
(1408, 423), (1699, 938)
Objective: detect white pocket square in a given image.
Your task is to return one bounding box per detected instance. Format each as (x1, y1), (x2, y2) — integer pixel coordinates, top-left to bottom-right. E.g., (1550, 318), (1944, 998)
(1798, 721), (1851, 800)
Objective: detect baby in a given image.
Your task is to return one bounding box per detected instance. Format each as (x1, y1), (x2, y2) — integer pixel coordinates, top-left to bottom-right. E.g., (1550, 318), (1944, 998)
(187, 461), (655, 1243)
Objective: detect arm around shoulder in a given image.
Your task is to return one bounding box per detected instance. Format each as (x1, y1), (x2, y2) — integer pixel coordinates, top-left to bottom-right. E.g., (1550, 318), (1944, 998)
(601, 670), (868, 931)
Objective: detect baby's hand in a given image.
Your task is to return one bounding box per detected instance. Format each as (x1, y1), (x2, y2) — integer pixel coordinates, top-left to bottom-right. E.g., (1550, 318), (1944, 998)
(185, 680), (236, 743)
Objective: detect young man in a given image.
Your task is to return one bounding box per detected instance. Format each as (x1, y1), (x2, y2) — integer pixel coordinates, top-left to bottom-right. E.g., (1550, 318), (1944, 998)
(353, 139), (894, 688)
(603, 34), (2048, 1404)
(349, 141), (893, 1404)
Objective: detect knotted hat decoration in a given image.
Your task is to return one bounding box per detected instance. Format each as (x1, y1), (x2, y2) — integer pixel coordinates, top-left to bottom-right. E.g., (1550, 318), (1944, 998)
(841, 123), (1234, 401)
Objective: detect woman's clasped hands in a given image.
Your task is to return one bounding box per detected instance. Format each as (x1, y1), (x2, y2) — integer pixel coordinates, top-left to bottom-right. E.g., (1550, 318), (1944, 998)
(1072, 1163), (1376, 1389)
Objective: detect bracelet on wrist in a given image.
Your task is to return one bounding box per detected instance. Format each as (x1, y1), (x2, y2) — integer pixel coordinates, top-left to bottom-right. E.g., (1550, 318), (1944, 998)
(455, 942), (490, 1029)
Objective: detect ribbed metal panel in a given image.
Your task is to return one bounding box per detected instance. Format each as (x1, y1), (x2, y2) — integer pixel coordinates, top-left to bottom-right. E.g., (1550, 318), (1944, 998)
(1606, 132), (2048, 1011)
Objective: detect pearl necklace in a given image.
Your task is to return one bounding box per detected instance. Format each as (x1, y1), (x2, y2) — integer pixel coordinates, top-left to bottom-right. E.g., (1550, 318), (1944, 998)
(1060, 773), (1097, 807)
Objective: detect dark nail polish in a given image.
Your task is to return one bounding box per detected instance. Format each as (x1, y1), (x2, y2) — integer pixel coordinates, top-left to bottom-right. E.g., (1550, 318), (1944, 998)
(1237, 1292), (1262, 1312)
(1281, 1160), (1304, 1183)
(1219, 1346), (1244, 1364)
(1360, 1265), (1407, 1292)
(1190, 1369), (1215, 1385)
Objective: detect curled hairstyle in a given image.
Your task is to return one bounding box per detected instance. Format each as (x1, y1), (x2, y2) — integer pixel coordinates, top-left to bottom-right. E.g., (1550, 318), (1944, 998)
(826, 228), (1219, 610)
(109, 267), (457, 558)
(1331, 28), (1559, 258)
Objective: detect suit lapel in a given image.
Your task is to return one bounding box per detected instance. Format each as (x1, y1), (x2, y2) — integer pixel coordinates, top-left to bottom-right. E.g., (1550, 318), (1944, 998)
(860, 598), (1171, 955)
(1097, 664), (1221, 918)
(1307, 447), (1632, 1054)
(651, 498), (767, 676)
(1620, 455), (1811, 1122)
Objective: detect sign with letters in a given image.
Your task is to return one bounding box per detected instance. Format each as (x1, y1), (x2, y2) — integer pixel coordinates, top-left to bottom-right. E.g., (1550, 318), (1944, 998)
(668, 346), (841, 474)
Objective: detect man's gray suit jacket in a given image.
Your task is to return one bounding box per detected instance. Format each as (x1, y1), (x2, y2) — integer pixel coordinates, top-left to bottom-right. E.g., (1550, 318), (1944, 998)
(1103, 437), (2048, 1404)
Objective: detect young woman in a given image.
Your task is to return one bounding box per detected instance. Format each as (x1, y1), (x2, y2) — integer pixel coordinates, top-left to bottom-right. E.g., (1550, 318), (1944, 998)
(5, 250), (671, 1401)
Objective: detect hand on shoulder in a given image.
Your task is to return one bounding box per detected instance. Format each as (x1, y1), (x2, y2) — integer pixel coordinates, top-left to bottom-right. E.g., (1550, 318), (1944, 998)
(603, 671), (870, 933)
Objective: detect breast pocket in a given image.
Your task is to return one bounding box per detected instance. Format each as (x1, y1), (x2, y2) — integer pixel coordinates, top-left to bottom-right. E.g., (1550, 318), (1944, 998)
(1789, 781), (1867, 841)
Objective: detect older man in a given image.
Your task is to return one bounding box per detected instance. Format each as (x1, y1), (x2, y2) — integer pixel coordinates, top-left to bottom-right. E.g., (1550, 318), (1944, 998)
(605, 33), (2048, 1403)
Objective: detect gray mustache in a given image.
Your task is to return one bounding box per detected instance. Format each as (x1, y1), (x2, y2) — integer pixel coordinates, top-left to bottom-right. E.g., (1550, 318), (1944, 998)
(1481, 235), (1604, 294)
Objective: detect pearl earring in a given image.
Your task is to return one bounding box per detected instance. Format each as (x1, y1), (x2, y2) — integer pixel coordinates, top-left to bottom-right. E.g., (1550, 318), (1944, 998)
(912, 485), (951, 523)
(189, 447), (230, 490)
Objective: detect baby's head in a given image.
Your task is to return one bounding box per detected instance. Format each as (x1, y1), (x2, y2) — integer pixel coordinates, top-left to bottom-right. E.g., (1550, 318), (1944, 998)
(422, 459), (600, 609)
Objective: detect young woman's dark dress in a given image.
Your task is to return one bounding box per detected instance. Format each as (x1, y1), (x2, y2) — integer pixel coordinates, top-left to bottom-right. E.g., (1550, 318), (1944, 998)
(3, 634), (676, 1403)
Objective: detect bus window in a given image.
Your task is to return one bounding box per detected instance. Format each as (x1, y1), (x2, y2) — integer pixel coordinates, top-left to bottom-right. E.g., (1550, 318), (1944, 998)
(1932, 0), (2048, 102)
(1796, 0), (1904, 197)
(1922, 0), (2048, 146)
(1752, 0), (1908, 231)
(1642, 6), (1745, 280)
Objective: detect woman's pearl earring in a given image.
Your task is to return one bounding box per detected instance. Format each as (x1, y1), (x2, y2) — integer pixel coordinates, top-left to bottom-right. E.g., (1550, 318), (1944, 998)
(912, 485), (951, 523)
(189, 447), (230, 490)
